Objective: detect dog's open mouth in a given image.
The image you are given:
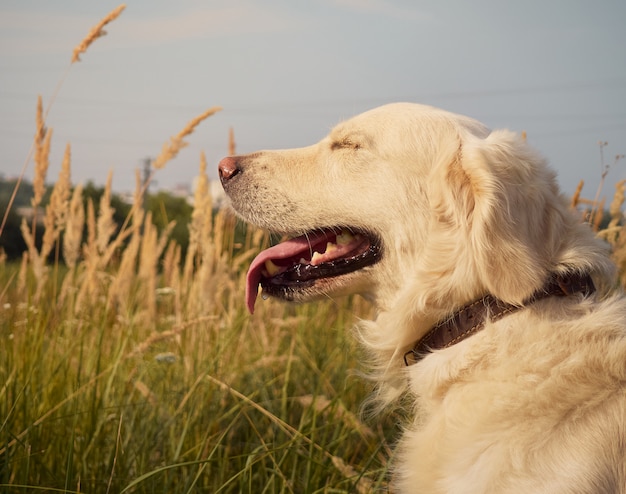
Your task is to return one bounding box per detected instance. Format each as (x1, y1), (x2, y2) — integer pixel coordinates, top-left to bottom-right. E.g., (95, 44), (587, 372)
(245, 228), (381, 313)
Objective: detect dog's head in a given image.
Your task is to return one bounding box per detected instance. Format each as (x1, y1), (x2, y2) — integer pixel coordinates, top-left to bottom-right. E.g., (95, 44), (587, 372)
(219, 103), (610, 318)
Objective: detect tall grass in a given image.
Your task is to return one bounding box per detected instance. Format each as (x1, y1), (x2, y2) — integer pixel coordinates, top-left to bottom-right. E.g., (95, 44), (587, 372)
(0, 6), (394, 492)
(0, 102), (397, 492)
(0, 197), (393, 492)
(0, 122), (395, 492)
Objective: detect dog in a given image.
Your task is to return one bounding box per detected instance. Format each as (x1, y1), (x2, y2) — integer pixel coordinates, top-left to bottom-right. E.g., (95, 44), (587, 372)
(218, 103), (626, 493)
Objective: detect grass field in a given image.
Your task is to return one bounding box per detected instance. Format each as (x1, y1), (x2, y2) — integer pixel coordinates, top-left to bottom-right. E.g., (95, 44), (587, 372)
(0, 198), (397, 493)
(1, 6), (625, 493)
(1, 129), (398, 492)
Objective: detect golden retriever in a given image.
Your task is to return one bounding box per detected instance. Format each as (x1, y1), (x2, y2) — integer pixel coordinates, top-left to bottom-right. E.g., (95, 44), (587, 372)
(218, 103), (626, 493)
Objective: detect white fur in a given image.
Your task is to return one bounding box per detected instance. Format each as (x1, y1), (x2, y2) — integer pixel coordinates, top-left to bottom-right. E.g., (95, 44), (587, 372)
(222, 103), (626, 493)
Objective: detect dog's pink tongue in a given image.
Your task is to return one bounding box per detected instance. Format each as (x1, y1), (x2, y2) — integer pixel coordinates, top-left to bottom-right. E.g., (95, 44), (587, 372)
(246, 232), (330, 314)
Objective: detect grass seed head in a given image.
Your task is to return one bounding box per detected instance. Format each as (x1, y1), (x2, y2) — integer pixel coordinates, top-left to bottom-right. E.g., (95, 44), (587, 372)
(32, 96), (52, 209)
(41, 143), (72, 260)
(71, 4), (126, 63)
(63, 183), (85, 268)
(152, 107), (222, 169)
(96, 170), (116, 255)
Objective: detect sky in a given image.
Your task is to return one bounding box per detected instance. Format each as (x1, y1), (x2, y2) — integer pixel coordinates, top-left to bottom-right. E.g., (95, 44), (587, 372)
(1, 0), (625, 200)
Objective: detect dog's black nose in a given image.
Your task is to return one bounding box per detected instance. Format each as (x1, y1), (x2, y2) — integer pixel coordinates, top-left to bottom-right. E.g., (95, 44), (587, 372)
(218, 156), (241, 185)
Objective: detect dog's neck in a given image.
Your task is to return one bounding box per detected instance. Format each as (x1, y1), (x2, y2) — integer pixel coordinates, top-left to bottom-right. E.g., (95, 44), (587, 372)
(403, 271), (596, 366)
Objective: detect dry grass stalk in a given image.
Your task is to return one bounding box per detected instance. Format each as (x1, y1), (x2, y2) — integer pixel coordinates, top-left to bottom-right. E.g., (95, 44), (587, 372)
(41, 143), (72, 261)
(71, 4), (126, 63)
(124, 315), (217, 360)
(75, 199), (99, 311)
(597, 181), (626, 287)
(198, 211), (249, 313)
(55, 143), (72, 231)
(17, 104), (52, 298)
(131, 168), (145, 225)
(570, 179), (584, 210)
(588, 142), (624, 226)
(96, 171), (117, 256)
(19, 219), (37, 267)
(569, 179), (608, 228)
(63, 183), (85, 268)
(163, 241), (180, 287)
(84, 199), (97, 262)
(183, 152), (212, 284)
(59, 184), (84, 307)
(19, 217), (47, 300)
(331, 456), (376, 494)
(133, 380), (159, 407)
(108, 226), (139, 314)
(591, 197), (605, 231)
(296, 394), (376, 439)
(136, 211), (175, 318)
(204, 373), (381, 493)
(185, 208), (235, 316)
(163, 240), (181, 283)
(96, 210), (134, 270)
(78, 174), (135, 311)
(107, 171), (143, 313)
(32, 96), (52, 210)
(152, 107), (222, 169)
(162, 240), (181, 321)
(608, 180), (626, 228)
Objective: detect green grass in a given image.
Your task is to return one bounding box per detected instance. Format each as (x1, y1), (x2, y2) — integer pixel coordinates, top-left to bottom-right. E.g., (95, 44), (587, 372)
(0, 259), (396, 493)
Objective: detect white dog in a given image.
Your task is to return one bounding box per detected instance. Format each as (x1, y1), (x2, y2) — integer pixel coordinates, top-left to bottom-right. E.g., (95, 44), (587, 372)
(218, 103), (626, 493)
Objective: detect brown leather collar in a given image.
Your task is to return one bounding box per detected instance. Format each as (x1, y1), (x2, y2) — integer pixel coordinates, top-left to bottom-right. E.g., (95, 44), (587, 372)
(404, 272), (596, 366)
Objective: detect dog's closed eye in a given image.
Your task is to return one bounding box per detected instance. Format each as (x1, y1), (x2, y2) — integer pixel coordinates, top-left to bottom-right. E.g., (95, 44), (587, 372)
(330, 137), (362, 151)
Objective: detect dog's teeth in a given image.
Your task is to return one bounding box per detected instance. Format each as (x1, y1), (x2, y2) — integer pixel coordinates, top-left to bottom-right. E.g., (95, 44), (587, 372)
(325, 242), (338, 253)
(264, 259), (281, 276)
(311, 252), (323, 265)
(336, 231), (355, 245)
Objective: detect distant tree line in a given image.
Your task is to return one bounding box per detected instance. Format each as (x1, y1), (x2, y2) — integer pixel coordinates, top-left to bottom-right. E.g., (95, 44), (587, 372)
(0, 179), (194, 262)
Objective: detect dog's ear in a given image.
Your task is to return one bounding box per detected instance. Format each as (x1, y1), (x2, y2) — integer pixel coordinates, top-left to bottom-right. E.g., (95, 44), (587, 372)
(461, 130), (565, 304)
